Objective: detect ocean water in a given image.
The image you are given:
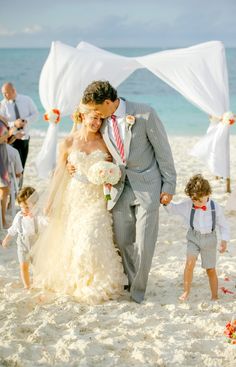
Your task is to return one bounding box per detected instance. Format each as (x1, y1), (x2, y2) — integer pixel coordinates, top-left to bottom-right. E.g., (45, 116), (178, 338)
(0, 47), (236, 136)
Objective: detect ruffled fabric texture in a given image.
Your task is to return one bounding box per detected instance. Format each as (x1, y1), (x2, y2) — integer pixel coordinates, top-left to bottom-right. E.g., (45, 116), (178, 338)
(32, 150), (126, 304)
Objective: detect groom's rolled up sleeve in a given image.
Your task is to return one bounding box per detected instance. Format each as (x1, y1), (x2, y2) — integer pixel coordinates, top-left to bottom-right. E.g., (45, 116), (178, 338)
(146, 108), (176, 194)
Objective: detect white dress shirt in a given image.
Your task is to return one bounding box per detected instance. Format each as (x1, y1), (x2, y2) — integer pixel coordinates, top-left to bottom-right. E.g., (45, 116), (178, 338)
(8, 211), (48, 246)
(165, 198), (230, 241)
(0, 94), (39, 140)
(107, 98), (126, 145)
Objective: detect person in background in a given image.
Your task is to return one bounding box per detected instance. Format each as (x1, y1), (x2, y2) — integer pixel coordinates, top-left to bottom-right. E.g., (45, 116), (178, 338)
(0, 82), (39, 185)
(7, 144), (23, 183)
(0, 115), (23, 227)
(7, 144), (23, 212)
(0, 117), (10, 228)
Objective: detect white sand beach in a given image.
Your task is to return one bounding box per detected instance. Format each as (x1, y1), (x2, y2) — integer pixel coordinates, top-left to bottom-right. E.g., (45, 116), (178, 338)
(0, 135), (236, 367)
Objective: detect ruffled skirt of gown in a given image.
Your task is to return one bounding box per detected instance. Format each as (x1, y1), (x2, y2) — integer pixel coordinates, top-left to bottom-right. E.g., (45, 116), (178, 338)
(32, 151), (126, 304)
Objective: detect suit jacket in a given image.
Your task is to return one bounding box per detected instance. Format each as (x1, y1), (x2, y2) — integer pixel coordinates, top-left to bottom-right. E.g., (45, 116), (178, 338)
(100, 100), (176, 210)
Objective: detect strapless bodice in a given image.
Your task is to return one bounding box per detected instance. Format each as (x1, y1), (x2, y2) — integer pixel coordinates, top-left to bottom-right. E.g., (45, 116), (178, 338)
(68, 150), (107, 177)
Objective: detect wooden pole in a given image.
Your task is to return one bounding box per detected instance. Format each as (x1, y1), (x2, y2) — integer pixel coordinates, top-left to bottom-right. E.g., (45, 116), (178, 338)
(226, 177), (231, 193)
(215, 176), (231, 193)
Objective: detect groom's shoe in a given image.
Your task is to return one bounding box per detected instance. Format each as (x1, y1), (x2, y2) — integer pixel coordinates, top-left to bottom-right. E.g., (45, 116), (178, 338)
(130, 289), (145, 304)
(124, 285), (130, 291)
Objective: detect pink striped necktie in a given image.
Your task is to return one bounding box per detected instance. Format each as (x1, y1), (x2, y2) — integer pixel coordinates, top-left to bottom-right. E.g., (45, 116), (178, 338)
(111, 114), (125, 163)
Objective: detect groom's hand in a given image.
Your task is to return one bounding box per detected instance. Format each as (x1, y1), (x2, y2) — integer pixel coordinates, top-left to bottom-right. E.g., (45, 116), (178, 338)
(67, 162), (76, 176)
(160, 192), (173, 205)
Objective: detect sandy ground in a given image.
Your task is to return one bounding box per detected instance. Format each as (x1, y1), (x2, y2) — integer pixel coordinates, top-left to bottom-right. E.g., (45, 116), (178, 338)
(0, 135), (236, 367)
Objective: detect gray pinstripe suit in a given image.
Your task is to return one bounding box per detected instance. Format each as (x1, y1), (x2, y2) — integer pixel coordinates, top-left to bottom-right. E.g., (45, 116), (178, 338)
(101, 100), (176, 303)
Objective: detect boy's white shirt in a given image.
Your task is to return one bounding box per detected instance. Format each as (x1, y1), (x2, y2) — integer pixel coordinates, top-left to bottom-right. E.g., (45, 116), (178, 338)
(8, 211), (48, 242)
(165, 198), (230, 241)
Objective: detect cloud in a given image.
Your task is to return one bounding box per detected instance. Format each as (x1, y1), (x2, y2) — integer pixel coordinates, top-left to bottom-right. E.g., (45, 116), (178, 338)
(23, 25), (43, 34)
(0, 27), (15, 36)
(51, 13), (236, 48)
(0, 25), (43, 37)
(0, 1), (236, 47)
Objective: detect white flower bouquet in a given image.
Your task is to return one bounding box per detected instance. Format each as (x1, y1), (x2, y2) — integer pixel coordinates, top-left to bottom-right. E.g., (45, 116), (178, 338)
(87, 161), (121, 200)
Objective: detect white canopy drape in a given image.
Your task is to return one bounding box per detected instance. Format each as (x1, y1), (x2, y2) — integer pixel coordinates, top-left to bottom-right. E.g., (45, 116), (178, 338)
(36, 40), (231, 179)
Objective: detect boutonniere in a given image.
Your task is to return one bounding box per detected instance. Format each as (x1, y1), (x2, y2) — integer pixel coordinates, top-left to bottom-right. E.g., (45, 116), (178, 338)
(126, 115), (135, 129)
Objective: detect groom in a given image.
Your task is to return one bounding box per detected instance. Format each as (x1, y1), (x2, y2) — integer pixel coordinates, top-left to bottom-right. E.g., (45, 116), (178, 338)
(72, 81), (176, 303)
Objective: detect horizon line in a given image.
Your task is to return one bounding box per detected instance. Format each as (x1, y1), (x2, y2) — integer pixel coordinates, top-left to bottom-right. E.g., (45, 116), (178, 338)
(1, 45), (236, 50)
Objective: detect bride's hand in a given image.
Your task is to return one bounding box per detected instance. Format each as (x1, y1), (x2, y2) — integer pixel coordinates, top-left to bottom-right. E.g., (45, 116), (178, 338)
(105, 152), (113, 162)
(67, 162), (76, 176)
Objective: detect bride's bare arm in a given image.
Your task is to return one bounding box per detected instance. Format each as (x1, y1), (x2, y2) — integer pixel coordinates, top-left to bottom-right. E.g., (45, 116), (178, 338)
(58, 136), (73, 167)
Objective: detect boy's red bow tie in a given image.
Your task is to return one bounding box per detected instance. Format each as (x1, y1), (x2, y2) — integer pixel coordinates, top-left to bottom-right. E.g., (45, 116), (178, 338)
(194, 205), (207, 211)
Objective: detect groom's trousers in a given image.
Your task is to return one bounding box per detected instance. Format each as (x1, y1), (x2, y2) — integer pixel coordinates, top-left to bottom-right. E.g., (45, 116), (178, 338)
(112, 181), (159, 303)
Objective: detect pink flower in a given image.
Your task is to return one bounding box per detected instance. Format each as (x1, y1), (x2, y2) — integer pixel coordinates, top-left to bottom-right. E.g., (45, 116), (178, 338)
(99, 170), (106, 177)
(126, 115), (135, 128)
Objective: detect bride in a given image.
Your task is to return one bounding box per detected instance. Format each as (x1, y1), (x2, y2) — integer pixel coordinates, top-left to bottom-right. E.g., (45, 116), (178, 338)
(32, 103), (126, 304)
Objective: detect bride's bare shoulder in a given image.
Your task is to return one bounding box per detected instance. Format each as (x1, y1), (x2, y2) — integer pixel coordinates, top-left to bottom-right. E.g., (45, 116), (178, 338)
(60, 135), (74, 149)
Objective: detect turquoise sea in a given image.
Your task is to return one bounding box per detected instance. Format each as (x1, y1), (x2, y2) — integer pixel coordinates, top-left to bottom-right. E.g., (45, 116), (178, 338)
(0, 47), (236, 136)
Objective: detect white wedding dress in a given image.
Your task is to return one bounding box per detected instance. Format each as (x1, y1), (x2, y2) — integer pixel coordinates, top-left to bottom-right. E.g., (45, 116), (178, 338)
(32, 150), (126, 304)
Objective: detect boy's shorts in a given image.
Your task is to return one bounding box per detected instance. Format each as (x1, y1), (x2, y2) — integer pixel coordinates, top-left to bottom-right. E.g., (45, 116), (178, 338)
(17, 233), (39, 264)
(186, 228), (217, 269)
(17, 244), (31, 263)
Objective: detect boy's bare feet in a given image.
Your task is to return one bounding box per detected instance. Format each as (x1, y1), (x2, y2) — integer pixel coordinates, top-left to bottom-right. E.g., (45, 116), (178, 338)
(3, 222), (10, 229)
(179, 292), (189, 301)
(211, 296), (219, 301)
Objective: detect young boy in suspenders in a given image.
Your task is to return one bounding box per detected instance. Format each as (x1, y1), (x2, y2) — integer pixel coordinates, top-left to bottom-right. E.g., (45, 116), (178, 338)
(2, 187), (48, 289)
(165, 174), (229, 301)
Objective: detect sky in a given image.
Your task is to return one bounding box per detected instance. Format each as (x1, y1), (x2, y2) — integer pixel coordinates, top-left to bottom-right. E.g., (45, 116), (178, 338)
(0, 0), (236, 48)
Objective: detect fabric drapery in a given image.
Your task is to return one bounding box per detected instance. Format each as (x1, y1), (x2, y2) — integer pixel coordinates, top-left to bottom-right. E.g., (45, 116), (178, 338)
(36, 40), (231, 179)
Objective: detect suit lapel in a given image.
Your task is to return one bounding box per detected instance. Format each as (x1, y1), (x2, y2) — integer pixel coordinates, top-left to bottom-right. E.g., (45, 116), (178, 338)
(124, 122), (132, 161)
(101, 120), (123, 163)
(101, 101), (135, 164)
(124, 101), (135, 161)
